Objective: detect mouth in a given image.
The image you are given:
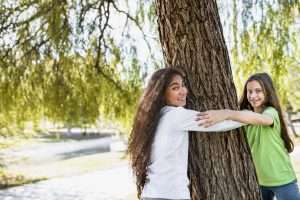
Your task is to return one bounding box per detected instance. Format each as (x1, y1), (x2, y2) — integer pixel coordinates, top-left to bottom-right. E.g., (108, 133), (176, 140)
(250, 100), (261, 105)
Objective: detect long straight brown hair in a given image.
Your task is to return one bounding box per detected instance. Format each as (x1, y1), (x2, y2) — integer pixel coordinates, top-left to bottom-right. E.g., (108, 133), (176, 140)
(127, 68), (185, 199)
(239, 72), (294, 153)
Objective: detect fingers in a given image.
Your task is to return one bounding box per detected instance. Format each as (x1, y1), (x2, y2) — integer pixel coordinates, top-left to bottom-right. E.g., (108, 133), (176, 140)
(197, 112), (208, 116)
(196, 112), (210, 121)
(198, 122), (214, 128)
(197, 119), (214, 127)
(197, 119), (205, 126)
(196, 116), (208, 121)
(204, 121), (217, 128)
(196, 111), (217, 127)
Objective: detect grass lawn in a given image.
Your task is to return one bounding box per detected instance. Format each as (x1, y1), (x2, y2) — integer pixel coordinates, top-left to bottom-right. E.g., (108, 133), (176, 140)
(125, 137), (300, 200)
(0, 136), (127, 188)
(0, 137), (56, 188)
(1, 135), (299, 198)
(0, 137), (36, 149)
(0, 137), (71, 150)
(6, 151), (127, 179)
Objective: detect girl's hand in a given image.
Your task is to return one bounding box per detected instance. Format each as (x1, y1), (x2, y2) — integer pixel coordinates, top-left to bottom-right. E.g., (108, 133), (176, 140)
(196, 110), (229, 127)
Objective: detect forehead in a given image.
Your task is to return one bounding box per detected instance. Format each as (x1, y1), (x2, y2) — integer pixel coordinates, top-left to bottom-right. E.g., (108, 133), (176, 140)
(246, 80), (262, 90)
(169, 75), (183, 84)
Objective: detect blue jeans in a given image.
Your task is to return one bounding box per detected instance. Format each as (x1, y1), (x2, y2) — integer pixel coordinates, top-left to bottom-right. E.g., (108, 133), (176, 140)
(260, 180), (300, 200)
(142, 198), (189, 200)
(142, 199), (189, 200)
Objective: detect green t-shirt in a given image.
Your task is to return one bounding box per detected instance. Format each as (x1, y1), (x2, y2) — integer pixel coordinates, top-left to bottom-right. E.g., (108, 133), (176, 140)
(245, 106), (296, 186)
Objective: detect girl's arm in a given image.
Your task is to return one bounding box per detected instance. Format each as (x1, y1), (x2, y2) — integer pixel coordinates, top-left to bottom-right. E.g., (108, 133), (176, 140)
(173, 107), (245, 132)
(187, 119), (244, 132)
(197, 109), (273, 127)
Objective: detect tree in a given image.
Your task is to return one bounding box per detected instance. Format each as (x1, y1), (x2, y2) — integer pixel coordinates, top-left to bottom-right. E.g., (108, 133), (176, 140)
(155, 0), (261, 199)
(231, 1), (300, 111)
(0, 0), (150, 133)
(1, 0), (298, 134)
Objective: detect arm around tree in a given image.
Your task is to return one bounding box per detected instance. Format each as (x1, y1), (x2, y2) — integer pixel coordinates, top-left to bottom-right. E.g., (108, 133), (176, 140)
(198, 109), (273, 127)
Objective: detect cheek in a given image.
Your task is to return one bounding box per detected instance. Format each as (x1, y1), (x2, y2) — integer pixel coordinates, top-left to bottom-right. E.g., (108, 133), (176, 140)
(183, 88), (188, 95)
(246, 93), (251, 100)
(261, 94), (266, 101)
(164, 92), (170, 103)
(165, 91), (174, 103)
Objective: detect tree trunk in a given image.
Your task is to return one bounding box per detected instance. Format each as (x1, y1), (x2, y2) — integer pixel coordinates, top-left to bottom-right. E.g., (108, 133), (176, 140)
(155, 0), (261, 199)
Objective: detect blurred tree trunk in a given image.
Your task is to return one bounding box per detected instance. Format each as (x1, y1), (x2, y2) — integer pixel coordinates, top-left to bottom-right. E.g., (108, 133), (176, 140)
(155, 0), (261, 199)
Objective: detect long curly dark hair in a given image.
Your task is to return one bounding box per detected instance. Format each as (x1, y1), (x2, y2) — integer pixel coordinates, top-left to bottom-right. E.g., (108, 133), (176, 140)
(239, 72), (294, 153)
(127, 68), (184, 199)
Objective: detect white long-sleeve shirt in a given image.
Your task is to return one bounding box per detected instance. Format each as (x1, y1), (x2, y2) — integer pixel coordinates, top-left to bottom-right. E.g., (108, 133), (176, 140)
(141, 106), (244, 199)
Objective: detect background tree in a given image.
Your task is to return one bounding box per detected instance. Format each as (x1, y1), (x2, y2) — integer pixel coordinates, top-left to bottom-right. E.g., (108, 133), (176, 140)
(155, 0), (261, 199)
(0, 0), (298, 195)
(0, 1), (298, 136)
(0, 0), (155, 135)
(231, 0), (300, 111)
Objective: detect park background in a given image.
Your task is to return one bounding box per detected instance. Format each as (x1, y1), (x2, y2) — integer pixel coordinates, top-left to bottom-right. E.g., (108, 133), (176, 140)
(0, 0), (299, 199)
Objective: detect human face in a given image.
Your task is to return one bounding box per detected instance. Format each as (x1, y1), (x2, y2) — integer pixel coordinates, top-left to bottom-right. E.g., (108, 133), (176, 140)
(165, 75), (188, 107)
(246, 80), (265, 112)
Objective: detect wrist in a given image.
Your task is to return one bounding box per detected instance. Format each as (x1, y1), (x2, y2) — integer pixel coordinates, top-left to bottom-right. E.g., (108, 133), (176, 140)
(224, 109), (232, 120)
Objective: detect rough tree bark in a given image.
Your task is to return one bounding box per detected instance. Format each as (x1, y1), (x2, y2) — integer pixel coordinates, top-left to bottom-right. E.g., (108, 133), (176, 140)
(155, 0), (261, 199)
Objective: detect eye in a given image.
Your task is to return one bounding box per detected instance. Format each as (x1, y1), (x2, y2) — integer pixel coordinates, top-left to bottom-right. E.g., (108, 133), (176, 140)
(255, 89), (263, 93)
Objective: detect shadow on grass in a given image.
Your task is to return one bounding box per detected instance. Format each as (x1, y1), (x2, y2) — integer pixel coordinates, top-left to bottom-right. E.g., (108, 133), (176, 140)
(42, 132), (113, 141)
(58, 146), (110, 160)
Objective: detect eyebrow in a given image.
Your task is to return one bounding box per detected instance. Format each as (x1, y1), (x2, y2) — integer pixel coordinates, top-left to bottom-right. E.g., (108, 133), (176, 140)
(168, 82), (181, 87)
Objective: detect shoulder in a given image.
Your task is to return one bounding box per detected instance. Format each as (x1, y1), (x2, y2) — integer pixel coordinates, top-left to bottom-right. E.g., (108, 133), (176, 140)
(161, 106), (198, 120)
(160, 106), (180, 121)
(158, 106), (184, 128)
(262, 106), (281, 128)
(263, 106), (278, 113)
(263, 106), (279, 118)
(162, 106), (198, 114)
(161, 106), (186, 117)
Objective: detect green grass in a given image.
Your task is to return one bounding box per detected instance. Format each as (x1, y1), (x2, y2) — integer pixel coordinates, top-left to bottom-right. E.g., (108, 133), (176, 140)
(1, 137), (127, 188)
(1, 135), (299, 195)
(0, 137), (26, 149)
(2, 151), (127, 189)
(0, 137), (68, 150)
(0, 168), (46, 189)
(6, 151), (127, 180)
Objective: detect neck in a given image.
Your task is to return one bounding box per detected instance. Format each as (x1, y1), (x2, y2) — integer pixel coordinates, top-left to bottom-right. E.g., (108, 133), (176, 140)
(254, 106), (265, 113)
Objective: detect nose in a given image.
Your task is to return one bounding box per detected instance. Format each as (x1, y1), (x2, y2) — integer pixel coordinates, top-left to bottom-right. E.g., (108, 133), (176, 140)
(180, 86), (188, 96)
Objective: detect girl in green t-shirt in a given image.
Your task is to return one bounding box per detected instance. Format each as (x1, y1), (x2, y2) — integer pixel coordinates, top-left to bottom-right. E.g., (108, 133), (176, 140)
(198, 73), (300, 200)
